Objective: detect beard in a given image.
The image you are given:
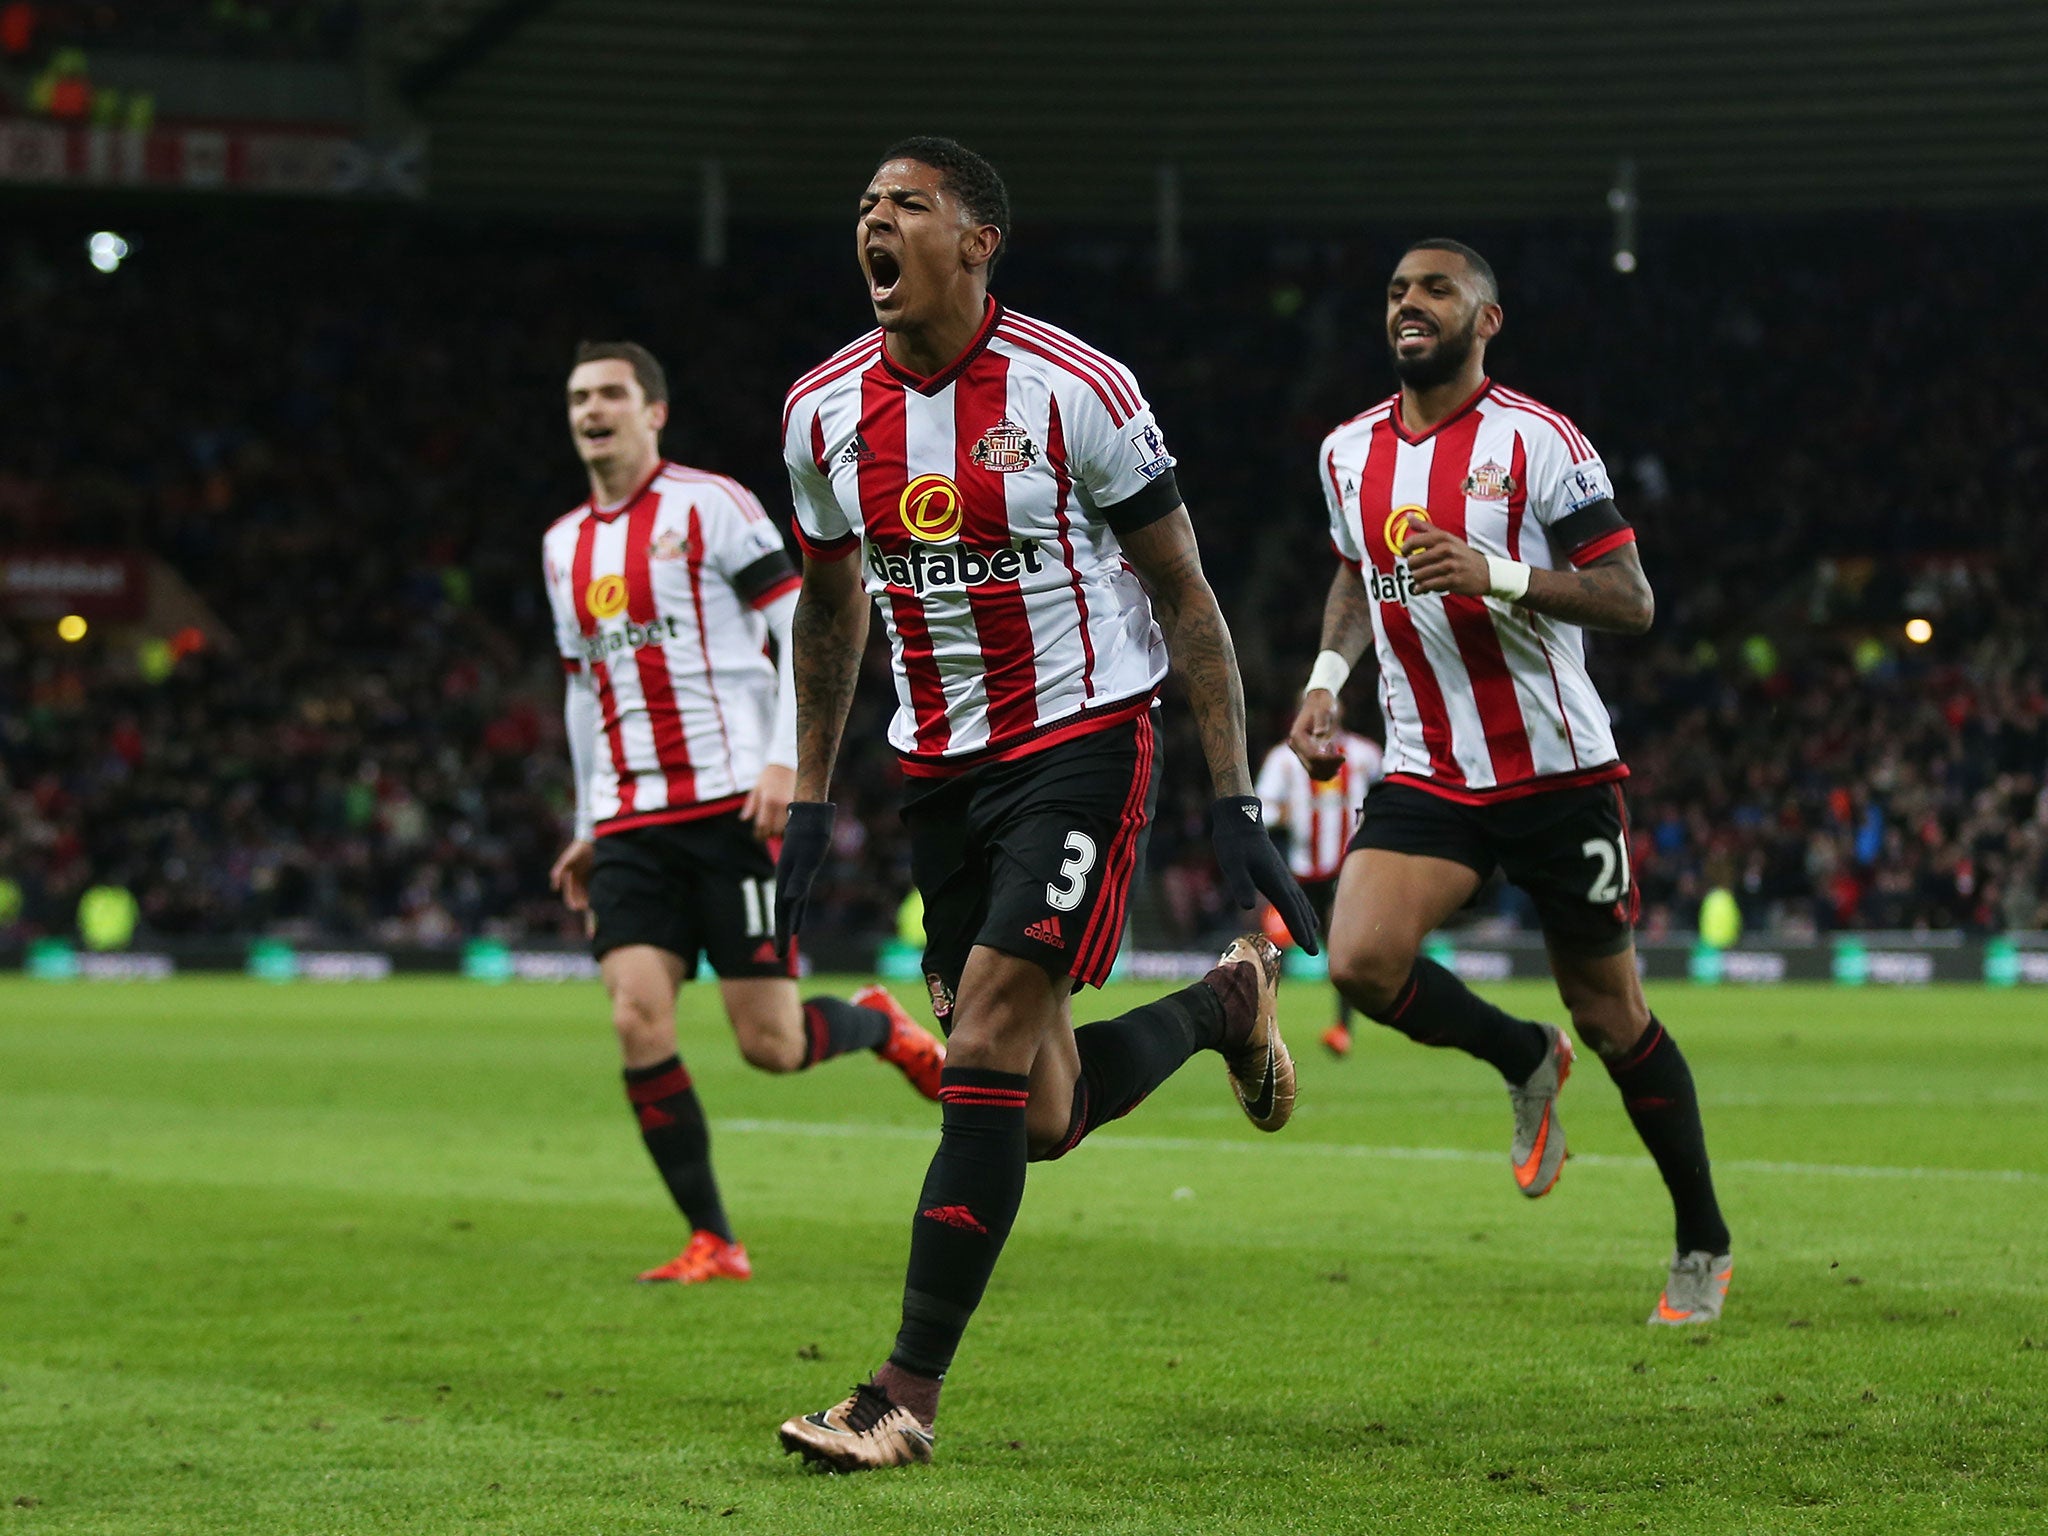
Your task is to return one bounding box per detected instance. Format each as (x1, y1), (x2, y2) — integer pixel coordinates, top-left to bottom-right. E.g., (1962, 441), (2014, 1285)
(1389, 313), (1479, 389)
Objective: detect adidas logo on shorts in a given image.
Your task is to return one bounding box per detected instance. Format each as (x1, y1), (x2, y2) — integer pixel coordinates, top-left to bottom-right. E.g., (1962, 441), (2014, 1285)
(1023, 916), (1064, 948)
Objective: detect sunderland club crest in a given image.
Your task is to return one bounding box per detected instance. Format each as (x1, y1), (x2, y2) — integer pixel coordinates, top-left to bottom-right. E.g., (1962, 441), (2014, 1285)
(969, 416), (1039, 473)
(1461, 459), (1518, 502)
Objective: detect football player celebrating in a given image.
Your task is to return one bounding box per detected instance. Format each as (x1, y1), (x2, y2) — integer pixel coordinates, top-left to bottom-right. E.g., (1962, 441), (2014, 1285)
(772, 138), (1317, 1469)
(544, 341), (945, 1288)
(1297, 240), (1731, 1325)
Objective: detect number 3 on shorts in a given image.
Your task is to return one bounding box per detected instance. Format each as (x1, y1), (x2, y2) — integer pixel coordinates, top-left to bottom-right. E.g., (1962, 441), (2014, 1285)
(1046, 831), (1098, 913)
(1581, 835), (1630, 904)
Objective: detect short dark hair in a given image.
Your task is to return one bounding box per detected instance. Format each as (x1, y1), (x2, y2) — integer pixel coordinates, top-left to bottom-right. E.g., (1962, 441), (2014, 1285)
(571, 340), (668, 404)
(1402, 238), (1499, 304)
(879, 135), (1011, 271)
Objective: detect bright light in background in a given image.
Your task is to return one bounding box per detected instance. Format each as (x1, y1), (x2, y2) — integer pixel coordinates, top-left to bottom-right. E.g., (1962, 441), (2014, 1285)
(1904, 618), (1933, 645)
(56, 614), (88, 642)
(87, 231), (129, 273)
(1612, 250), (1638, 273)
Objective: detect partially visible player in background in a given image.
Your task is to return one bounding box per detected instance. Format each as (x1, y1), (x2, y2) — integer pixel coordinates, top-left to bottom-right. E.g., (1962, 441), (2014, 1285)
(544, 341), (945, 1287)
(1256, 714), (1382, 1056)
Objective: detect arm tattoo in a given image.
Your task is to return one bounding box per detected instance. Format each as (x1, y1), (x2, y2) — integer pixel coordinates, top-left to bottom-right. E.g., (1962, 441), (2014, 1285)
(790, 566), (870, 800)
(1319, 565), (1374, 663)
(1522, 544), (1656, 635)
(1130, 513), (1253, 797)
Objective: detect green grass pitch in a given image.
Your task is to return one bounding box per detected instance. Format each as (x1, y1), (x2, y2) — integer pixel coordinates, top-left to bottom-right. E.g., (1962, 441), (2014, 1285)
(2, 976), (2045, 1533)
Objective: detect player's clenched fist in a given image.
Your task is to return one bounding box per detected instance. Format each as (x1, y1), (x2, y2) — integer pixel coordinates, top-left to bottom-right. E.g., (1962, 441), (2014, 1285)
(1401, 522), (1491, 596)
(550, 838), (595, 912)
(1288, 690), (1344, 781)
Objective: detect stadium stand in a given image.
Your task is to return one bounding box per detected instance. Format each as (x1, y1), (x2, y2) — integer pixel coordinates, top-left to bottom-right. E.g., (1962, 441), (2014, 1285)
(1, 207), (2042, 949)
(0, 0), (359, 64)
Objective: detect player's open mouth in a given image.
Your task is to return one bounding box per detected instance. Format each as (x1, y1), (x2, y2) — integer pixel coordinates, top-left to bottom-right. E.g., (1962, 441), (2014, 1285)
(582, 426), (616, 447)
(1394, 319), (1436, 348)
(866, 247), (902, 302)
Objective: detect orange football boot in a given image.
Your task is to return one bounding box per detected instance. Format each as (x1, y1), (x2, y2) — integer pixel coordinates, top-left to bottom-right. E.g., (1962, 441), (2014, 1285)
(637, 1230), (752, 1285)
(853, 984), (946, 1101)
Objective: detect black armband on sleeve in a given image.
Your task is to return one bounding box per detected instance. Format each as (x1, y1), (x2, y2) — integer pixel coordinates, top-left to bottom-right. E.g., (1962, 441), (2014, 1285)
(732, 549), (800, 606)
(1099, 470), (1182, 536)
(1547, 497), (1631, 563)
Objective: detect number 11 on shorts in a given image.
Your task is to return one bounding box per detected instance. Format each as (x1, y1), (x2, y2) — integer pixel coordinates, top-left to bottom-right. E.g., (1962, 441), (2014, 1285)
(740, 878), (776, 938)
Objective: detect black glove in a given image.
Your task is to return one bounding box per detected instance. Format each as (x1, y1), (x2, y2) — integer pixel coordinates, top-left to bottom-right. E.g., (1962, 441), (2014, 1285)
(1209, 795), (1321, 955)
(774, 801), (836, 955)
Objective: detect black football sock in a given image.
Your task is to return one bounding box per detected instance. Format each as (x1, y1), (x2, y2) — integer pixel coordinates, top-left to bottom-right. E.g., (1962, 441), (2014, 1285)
(798, 995), (890, 1067)
(1365, 957), (1549, 1084)
(887, 1067), (1029, 1382)
(1040, 971), (1243, 1160)
(1604, 1018), (1731, 1256)
(624, 1055), (734, 1243)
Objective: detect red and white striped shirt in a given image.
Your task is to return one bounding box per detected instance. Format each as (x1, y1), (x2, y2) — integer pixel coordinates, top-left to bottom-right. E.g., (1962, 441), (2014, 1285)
(544, 461), (799, 834)
(781, 299), (1174, 773)
(1255, 733), (1383, 881)
(1321, 379), (1632, 803)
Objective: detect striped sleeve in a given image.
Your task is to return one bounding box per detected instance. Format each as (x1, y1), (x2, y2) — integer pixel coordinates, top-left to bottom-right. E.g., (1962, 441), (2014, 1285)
(781, 399), (857, 560)
(543, 535), (584, 672)
(1524, 417), (1630, 566)
(1053, 369), (1178, 521)
(705, 482), (800, 607)
(1321, 440), (1364, 570)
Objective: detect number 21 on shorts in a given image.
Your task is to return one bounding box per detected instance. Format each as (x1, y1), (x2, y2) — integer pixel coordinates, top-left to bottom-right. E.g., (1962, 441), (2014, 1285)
(1582, 835), (1630, 904)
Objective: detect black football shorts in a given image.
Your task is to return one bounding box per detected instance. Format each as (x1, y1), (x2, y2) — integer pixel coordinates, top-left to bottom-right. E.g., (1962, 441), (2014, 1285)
(1349, 779), (1640, 957)
(904, 710), (1159, 1030)
(587, 812), (793, 979)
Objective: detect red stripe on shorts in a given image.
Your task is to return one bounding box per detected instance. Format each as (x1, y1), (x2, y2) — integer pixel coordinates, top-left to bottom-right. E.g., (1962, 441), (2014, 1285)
(1075, 710), (1155, 985)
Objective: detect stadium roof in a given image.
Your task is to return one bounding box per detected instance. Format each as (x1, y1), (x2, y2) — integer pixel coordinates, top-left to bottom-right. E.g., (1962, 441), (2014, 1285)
(398, 0), (2048, 222)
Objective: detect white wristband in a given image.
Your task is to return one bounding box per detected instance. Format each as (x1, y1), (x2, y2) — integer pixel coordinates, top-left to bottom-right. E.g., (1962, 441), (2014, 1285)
(1304, 649), (1351, 697)
(1485, 555), (1532, 602)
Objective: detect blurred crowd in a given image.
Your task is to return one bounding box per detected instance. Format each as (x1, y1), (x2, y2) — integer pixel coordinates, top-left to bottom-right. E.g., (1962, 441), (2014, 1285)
(0, 1), (357, 66)
(1, 205), (2042, 950)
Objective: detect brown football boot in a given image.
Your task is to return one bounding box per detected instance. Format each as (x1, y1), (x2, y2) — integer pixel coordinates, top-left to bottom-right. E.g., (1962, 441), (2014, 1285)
(1215, 933), (1294, 1132)
(779, 1380), (934, 1472)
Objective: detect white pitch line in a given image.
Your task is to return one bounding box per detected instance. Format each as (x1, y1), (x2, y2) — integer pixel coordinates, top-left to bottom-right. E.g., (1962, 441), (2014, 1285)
(717, 1118), (2045, 1186)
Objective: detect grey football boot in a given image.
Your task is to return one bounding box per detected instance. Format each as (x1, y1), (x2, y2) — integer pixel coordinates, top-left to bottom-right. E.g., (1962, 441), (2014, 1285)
(1648, 1250), (1734, 1325)
(1508, 1023), (1575, 1197)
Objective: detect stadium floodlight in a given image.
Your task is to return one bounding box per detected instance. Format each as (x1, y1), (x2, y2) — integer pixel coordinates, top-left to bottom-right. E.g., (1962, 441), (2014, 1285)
(87, 231), (129, 273)
(57, 614), (88, 642)
(1904, 618), (1934, 644)
(1608, 159), (1637, 274)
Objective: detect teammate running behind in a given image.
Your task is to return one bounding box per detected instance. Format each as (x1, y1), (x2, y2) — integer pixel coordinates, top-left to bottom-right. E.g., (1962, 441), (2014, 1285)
(543, 341), (945, 1287)
(1295, 240), (1732, 1325)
